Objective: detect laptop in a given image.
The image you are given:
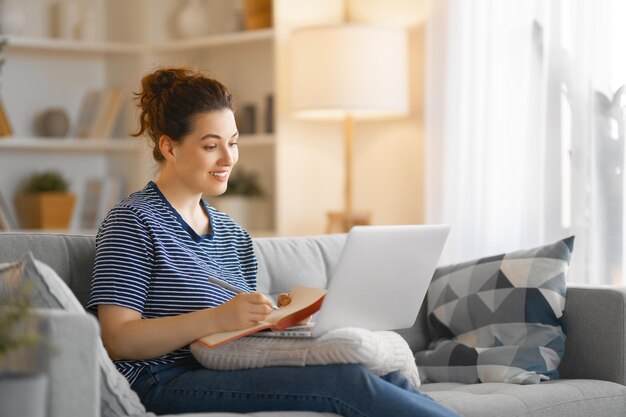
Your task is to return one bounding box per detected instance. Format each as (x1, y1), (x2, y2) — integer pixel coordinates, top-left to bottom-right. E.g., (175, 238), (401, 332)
(254, 224), (450, 339)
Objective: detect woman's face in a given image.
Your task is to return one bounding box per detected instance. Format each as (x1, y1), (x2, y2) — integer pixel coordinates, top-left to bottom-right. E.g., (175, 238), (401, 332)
(170, 109), (239, 196)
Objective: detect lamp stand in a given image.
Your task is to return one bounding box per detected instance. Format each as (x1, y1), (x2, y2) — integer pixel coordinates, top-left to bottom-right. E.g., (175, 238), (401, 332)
(325, 115), (371, 233)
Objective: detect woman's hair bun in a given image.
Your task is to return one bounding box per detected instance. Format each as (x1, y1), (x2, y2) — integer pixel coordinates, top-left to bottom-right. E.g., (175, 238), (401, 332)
(150, 70), (176, 94)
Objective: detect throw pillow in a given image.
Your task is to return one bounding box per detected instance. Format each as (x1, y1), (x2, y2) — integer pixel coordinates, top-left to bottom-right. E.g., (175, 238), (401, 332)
(415, 236), (574, 385)
(0, 253), (146, 417)
(190, 327), (420, 388)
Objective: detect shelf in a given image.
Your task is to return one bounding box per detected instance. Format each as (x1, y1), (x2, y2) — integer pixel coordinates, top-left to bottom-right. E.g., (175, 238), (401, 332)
(0, 137), (141, 152)
(2, 36), (144, 55)
(150, 29), (274, 52)
(0, 136), (272, 150)
(1, 29), (273, 55)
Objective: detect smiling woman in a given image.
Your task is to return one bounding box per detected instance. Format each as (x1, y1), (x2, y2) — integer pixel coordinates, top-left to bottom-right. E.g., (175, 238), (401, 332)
(85, 66), (459, 417)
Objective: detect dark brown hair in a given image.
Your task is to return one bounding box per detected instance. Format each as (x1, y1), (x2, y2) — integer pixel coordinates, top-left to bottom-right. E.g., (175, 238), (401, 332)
(131, 67), (234, 162)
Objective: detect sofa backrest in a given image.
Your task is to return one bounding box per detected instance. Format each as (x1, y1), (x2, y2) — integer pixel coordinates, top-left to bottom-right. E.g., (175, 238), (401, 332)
(0, 232), (432, 352)
(0, 233), (96, 306)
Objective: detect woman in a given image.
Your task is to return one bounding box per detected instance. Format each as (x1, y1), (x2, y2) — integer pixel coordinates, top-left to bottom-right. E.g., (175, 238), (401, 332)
(87, 67), (459, 417)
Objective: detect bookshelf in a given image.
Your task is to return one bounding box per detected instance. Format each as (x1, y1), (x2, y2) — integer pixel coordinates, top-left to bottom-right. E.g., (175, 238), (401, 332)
(0, 137), (140, 152)
(0, 0), (276, 236)
(4, 36), (144, 54)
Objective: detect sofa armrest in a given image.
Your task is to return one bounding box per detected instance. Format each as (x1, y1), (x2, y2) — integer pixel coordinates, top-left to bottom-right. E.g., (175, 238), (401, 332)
(35, 309), (100, 417)
(559, 286), (626, 385)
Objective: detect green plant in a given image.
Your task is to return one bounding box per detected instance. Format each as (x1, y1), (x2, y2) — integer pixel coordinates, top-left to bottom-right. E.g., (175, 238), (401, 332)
(225, 168), (264, 197)
(0, 265), (41, 369)
(22, 171), (70, 193)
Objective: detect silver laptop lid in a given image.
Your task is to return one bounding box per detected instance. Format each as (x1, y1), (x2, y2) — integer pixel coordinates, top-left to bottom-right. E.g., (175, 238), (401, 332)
(312, 225), (450, 337)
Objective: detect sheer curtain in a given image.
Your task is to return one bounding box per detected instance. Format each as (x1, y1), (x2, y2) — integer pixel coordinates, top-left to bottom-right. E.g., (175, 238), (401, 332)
(426, 0), (546, 265)
(425, 0), (626, 285)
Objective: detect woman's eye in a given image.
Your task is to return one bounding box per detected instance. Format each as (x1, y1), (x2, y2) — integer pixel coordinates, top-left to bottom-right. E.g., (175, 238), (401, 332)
(203, 145), (217, 151)
(229, 142), (238, 148)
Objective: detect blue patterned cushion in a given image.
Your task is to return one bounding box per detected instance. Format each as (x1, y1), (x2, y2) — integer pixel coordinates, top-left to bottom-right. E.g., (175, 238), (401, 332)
(415, 237), (574, 384)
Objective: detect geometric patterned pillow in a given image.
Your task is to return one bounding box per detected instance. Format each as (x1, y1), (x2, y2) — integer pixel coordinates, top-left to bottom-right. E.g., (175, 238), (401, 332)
(415, 236), (574, 385)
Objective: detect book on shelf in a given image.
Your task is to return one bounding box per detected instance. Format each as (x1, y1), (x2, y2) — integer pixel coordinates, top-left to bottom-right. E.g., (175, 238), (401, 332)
(91, 88), (123, 140)
(74, 88), (124, 140)
(79, 176), (125, 229)
(195, 285), (326, 349)
(0, 191), (17, 230)
(0, 98), (13, 138)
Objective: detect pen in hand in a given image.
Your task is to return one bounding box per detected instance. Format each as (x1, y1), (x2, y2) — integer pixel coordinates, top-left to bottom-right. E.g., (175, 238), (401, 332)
(206, 275), (279, 310)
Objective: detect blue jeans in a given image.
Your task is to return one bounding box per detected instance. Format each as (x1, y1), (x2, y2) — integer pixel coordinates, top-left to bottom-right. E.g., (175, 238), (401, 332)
(131, 358), (459, 417)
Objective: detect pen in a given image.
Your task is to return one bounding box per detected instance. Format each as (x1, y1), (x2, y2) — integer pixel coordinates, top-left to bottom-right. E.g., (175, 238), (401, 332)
(207, 275), (279, 310)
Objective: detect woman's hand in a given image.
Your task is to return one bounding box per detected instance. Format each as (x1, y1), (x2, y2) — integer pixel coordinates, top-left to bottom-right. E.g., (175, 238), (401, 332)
(278, 292), (312, 325)
(98, 293), (274, 361)
(214, 292), (274, 332)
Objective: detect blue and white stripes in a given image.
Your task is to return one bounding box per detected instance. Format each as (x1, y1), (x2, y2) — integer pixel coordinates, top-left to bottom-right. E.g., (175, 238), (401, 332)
(87, 181), (257, 384)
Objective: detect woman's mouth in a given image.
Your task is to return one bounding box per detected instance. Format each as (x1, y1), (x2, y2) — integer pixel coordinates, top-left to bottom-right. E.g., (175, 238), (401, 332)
(210, 171), (228, 182)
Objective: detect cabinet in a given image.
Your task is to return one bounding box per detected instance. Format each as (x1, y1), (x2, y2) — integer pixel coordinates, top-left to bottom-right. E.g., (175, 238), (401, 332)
(0, 0), (276, 235)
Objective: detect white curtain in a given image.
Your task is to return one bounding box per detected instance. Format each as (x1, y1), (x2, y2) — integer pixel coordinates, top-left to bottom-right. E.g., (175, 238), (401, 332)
(425, 0), (626, 285)
(426, 0), (546, 265)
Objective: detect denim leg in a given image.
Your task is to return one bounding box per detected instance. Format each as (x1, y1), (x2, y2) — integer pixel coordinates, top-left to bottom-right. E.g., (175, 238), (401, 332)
(131, 359), (459, 417)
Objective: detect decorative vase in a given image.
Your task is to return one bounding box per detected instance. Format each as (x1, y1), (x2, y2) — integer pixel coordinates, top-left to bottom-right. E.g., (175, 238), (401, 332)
(173, 0), (210, 39)
(50, 0), (81, 39)
(0, 373), (48, 417)
(36, 108), (70, 137)
(0, 0), (25, 35)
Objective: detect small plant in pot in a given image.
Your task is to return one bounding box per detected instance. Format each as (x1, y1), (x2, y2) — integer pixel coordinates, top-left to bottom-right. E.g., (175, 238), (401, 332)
(0, 264), (49, 417)
(14, 171), (76, 230)
(211, 168), (264, 229)
(224, 167), (264, 198)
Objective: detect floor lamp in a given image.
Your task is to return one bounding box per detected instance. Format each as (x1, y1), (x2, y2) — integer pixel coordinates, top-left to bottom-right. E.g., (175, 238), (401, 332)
(291, 23), (409, 233)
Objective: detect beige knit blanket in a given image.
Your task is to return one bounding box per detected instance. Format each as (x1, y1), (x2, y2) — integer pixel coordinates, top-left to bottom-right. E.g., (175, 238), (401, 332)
(190, 327), (420, 388)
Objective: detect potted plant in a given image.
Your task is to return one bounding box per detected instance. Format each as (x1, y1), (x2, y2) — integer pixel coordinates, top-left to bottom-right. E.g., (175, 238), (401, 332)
(211, 167), (264, 229)
(0, 265), (48, 417)
(14, 171), (76, 230)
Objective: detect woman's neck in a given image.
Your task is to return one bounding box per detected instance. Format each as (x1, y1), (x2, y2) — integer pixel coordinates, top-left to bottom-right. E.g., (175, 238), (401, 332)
(153, 173), (203, 219)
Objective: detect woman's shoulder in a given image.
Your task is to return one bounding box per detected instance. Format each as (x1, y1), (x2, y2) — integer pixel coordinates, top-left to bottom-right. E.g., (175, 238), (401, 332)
(104, 184), (161, 224)
(204, 202), (250, 239)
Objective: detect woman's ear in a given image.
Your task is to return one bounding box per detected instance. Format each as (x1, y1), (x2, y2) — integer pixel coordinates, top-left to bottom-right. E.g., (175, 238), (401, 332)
(158, 135), (176, 162)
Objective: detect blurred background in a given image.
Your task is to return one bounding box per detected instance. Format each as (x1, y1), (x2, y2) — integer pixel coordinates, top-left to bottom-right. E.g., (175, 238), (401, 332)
(0, 0), (625, 285)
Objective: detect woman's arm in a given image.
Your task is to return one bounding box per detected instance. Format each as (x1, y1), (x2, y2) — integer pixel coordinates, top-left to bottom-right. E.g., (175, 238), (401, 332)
(99, 292), (273, 360)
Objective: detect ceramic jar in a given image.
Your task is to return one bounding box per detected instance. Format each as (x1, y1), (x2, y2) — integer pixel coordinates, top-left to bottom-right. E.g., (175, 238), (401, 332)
(173, 0), (210, 38)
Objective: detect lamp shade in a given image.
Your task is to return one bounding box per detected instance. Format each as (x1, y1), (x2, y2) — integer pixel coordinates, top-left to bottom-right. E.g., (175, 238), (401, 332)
(291, 24), (408, 120)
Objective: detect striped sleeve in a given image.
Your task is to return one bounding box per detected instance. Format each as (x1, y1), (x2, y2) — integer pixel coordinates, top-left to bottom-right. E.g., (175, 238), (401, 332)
(87, 205), (155, 314)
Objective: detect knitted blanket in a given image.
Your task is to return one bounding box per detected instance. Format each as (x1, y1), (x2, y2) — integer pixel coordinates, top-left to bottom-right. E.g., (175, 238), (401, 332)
(190, 327), (420, 388)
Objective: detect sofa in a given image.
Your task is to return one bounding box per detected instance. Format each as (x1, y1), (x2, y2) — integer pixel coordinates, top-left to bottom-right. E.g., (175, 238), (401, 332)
(1, 231), (625, 417)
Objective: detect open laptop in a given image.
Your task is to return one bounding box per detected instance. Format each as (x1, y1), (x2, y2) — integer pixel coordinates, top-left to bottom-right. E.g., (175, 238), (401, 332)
(254, 224), (450, 338)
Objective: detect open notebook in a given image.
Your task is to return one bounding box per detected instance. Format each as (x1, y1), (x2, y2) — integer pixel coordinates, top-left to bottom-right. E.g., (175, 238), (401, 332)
(195, 285), (326, 349)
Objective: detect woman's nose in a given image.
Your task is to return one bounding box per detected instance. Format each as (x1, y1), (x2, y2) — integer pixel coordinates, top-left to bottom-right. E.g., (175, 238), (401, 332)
(218, 146), (235, 166)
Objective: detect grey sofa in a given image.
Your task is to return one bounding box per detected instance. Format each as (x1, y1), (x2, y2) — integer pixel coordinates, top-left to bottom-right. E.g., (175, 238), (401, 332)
(1, 231), (625, 417)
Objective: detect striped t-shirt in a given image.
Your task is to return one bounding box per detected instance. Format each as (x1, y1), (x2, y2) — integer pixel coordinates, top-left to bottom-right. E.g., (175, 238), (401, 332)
(86, 181), (258, 384)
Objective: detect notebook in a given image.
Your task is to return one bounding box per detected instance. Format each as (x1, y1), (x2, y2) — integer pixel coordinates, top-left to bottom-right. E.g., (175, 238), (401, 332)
(254, 224), (450, 339)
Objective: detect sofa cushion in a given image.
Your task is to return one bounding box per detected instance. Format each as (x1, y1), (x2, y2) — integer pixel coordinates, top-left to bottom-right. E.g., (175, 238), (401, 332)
(190, 327), (420, 388)
(420, 380), (626, 417)
(0, 253), (146, 417)
(415, 237), (574, 384)
(253, 234), (346, 298)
